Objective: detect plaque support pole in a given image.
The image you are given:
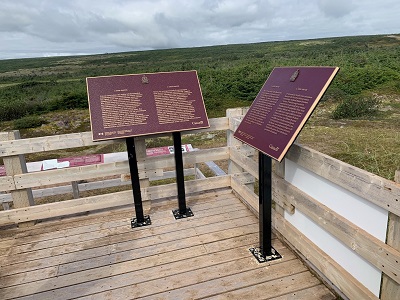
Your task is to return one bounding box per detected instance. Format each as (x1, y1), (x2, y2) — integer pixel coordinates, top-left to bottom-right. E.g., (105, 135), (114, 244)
(250, 152), (281, 263)
(172, 132), (193, 219)
(126, 137), (151, 228)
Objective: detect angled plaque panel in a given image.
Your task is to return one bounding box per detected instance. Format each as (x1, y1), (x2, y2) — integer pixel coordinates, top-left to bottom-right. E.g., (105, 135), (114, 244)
(234, 66), (339, 161)
(87, 70), (209, 141)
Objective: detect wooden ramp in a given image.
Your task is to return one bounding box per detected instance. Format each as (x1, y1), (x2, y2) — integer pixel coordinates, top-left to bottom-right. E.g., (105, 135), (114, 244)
(0, 189), (336, 300)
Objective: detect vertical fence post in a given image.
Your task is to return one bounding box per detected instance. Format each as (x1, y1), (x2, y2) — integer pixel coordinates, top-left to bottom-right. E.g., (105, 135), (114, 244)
(381, 170), (400, 299)
(72, 181), (80, 199)
(227, 108), (255, 190)
(0, 131), (35, 227)
(134, 137), (150, 190)
(227, 108), (246, 175)
(273, 159), (286, 217)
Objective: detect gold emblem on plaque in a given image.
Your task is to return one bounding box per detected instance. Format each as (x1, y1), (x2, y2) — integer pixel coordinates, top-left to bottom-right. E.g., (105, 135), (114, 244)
(290, 69), (300, 82)
(141, 75), (149, 84)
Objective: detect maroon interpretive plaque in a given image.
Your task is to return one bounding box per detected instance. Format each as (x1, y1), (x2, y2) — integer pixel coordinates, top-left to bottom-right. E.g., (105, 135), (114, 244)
(234, 66), (339, 161)
(86, 70), (209, 141)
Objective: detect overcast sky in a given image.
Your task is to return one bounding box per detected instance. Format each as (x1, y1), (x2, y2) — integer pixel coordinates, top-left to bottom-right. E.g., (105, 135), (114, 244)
(1, 0), (399, 60)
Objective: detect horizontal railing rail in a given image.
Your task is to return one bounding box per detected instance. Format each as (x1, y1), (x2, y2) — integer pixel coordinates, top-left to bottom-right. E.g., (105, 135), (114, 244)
(1, 107), (399, 299)
(0, 117), (230, 224)
(226, 107), (400, 300)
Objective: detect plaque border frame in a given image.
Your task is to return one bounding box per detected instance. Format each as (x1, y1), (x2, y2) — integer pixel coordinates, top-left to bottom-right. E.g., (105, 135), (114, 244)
(86, 70), (210, 142)
(233, 66), (339, 162)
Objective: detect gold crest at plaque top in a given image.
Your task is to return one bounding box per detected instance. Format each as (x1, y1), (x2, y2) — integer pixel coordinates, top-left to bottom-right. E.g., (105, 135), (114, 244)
(141, 75), (149, 84)
(290, 69), (299, 82)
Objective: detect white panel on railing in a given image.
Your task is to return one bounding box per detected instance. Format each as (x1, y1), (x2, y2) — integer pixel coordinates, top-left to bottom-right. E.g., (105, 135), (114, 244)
(284, 159), (388, 297)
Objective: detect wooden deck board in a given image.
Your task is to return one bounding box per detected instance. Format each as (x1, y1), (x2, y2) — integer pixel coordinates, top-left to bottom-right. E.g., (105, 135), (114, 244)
(0, 189), (336, 300)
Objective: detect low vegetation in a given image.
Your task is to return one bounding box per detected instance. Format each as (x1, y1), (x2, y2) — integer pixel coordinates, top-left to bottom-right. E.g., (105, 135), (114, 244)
(0, 34), (399, 180)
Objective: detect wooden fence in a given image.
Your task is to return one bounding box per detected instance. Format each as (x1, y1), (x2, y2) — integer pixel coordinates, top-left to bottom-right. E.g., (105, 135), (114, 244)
(0, 108), (399, 299)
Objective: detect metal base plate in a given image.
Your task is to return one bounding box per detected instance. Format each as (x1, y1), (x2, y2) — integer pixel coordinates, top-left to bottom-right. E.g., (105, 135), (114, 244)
(250, 246), (282, 263)
(172, 207), (194, 220)
(131, 215), (151, 228)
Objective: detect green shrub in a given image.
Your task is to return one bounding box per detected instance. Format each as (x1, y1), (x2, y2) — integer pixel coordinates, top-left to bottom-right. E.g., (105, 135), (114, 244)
(13, 115), (47, 129)
(0, 101), (30, 121)
(337, 67), (400, 96)
(47, 93), (88, 111)
(332, 95), (381, 119)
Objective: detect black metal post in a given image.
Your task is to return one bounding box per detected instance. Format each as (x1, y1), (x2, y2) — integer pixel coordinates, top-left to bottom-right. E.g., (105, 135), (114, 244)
(259, 152), (272, 255)
(126, 137), (151, 228)
(250, 152), (281, 263)
(172, 132), (193, 219)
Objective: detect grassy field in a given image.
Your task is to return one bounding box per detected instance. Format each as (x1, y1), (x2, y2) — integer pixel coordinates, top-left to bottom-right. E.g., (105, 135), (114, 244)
(0, 34), (399, 180)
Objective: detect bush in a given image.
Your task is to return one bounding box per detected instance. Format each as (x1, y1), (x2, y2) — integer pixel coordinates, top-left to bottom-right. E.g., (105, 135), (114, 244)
(337, 67), (400, 96)
(332, 95), (381, 119)
(13, 115), (47, 129)
(47, 93), (88, 111)
(0, 101), (30, 121)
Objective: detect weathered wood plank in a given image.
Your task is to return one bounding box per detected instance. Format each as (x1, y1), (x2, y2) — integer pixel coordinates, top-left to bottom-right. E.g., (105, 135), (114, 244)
(0, 188), (233, 240)
(231, 174), (258, 216)
(0, 213), (257, 276)
(0, 215), (260, 299)
(269, 284), (336, 300)
(0, 233), (259, 298)
(46, 243), (290, 300)
(381, 171), (400, 299)
(204, 273), (332, 300)
(0, 192), (237, 250)
(230, 173), (376, 300)
(229, 147), (258, 178)
(273, 174), (400, 285)
(0, 118), (227, 157)
(0, 132), (111, 157)
(0, 245), (258, 299)
(0, 206), (251, 263)
(130, 261), (307, 300)
(273, 211), (378, 300)
(0, 176), (15, 192)
(0, 187), (334, 300)
(226, 108), (253, 179)
(0, 169), (197, 202)
(271, 159), (296, 215)
(0, 200), (244, 256)
(12, 147), (228, 189)
(0, 176), (231, 225)
(286, 143), (400, 216)
(14, 160), (128, 189)
(0, 131), (34, 210)
(0, 198), (244, 287)
(230, 150), (295, 215)
(227, 107), (249, 132)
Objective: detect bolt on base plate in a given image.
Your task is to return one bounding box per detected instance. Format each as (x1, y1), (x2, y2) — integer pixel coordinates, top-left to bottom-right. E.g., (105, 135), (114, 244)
(131, 215), (151, 228)
(250, 246), (282, 263)
(172, 207), (194, 220)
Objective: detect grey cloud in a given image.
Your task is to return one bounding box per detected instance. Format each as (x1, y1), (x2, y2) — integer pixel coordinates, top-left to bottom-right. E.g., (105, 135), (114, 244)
(0, 0), (399, 60)
(0, 3), (38, 32)
(317, 0), (356, 18)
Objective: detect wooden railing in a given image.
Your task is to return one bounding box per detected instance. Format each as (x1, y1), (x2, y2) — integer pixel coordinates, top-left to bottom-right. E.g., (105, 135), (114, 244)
(0, 117), (231, 225)
(0, 107), (399, 299)
(227, 108), (400, 300)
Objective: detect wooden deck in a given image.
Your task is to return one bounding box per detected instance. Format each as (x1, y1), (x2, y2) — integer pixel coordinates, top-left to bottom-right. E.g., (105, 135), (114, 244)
(0, 188), (336, 300)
